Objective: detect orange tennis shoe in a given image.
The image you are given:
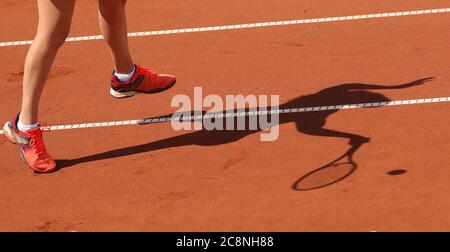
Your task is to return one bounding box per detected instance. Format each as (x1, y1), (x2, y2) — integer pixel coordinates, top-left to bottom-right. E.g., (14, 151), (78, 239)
(3, 114), (56, 173)
(110, 64), (176, 98)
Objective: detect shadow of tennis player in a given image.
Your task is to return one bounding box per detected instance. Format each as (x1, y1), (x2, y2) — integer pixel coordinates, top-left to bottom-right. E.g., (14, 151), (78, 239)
(56, 78), (432, 190)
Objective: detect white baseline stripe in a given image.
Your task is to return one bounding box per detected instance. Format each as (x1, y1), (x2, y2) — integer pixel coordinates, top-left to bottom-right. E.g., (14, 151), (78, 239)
(0, 96), (448, 135)
(1, 8), (449, 48)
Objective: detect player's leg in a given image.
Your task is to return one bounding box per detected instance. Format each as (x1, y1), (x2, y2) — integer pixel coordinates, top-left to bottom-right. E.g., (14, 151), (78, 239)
(20, 0), (76, 125)
(98, 0), (134, 74)
(98, 0), (176, 99)
(4, 0), (76, 173)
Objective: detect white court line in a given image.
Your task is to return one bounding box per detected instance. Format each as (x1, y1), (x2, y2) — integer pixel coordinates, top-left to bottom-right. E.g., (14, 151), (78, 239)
(0, 8), (449, 47)
(0, 96), (448, 135)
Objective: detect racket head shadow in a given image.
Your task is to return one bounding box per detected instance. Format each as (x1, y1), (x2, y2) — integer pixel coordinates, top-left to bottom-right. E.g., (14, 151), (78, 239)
(293, 161), (357, 191)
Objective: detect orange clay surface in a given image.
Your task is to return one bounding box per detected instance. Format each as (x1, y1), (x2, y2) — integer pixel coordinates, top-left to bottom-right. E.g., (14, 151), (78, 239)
(0, 0), (449, 231)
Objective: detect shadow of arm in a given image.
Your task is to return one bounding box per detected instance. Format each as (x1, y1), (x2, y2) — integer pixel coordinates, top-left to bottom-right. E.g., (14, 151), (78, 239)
(326, 77), (434, 92)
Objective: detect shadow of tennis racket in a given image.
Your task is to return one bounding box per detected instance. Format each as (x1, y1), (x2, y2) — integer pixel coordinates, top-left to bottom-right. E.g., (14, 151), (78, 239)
(292, 137), (370, 191)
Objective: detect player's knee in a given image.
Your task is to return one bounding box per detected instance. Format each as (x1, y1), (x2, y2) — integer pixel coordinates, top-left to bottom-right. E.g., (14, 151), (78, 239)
(50, 34), (69, 48)
(99, 0), (126, 15)
(35, 32), (69, 49)
(99, 0), (127, 15)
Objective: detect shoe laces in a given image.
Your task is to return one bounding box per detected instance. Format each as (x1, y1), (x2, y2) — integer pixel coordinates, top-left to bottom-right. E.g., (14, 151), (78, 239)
(143, 67), (158, 78)
(28, 131), (47, 156)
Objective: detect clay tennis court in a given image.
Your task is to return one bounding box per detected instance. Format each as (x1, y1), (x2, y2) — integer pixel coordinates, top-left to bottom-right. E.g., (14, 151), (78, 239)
(0, 0), (449, 232)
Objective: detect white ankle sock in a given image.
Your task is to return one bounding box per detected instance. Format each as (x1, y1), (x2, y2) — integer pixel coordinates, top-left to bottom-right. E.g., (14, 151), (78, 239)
(114, 65), (136, 82)
(18, 118), (39, 132)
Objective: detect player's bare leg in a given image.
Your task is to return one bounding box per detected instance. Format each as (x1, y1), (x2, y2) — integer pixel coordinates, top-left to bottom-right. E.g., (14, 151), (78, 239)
(98, 0), (176, 99)
(20, 0), (76, 125)
(5, 0), (76, 173)
(98, 0), (134, 74)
